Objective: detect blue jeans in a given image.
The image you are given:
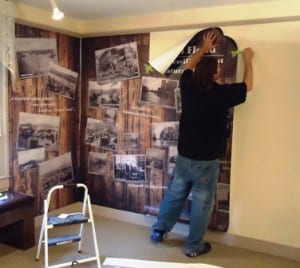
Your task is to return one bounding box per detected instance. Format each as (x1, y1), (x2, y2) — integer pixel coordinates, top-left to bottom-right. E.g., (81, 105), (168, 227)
(152, 154), (220, 252)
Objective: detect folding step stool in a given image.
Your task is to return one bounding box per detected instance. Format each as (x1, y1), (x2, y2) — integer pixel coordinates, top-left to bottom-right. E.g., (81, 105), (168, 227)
(36, 183), (101, 268)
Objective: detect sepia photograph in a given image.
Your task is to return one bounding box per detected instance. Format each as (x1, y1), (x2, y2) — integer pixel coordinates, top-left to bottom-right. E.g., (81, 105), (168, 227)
(16, 38), (58, 79)
(123, 132), (139, 152)
(151, 121), (179, 147)
(38, 152), (74, 197)
(103, 108), (117, 123)
(114, 154), (146, 182)
(145, 168), (165, 214)
(167, 145), (178, 177)
(18, 147), (45, 173)
(175, 88), (182, 113)
(95, 42), (140, 84)
(145, 147), (166, 170)
(85, 117), (119, 151)
(88, 151), (107, 176)
(216, 183), (230, 212)
(139, 76), (179, 109)
(46, 62), (79, 99)
(17, 112), (60, 152)
(88, 80), (121, 109)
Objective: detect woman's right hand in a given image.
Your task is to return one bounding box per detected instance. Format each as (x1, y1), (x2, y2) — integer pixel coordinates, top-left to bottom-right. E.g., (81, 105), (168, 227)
(201, 32), (217, 52)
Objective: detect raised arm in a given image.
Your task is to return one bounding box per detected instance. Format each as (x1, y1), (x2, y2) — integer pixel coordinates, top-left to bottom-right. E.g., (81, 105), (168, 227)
(184, 32), (217, 70)
(242, 47), (254, 92)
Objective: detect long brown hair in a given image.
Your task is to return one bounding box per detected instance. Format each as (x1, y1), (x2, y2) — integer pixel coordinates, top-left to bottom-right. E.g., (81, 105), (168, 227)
(193, 56), (218, 92)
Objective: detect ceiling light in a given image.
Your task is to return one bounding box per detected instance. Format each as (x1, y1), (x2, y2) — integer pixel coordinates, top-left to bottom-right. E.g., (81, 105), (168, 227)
(50, 0), (64, 20)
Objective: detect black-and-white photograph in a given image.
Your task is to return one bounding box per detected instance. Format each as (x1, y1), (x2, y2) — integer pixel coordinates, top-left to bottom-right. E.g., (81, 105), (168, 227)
(140, 76), (179, 109)
(103, 109), (117, 123)
(88, 80), (121, 109)
(151, 121), (179, 147)
(17, 112), (60, 152)
(95, 42), (140, 84)
(124, 132), (139, 152)
(145, 147), (166, 170)
(46, 62), (78, 99)
(145, 168), (165, 214)
(167, 145), (178, 177)
(38, 152), (74, 196)
(175, 88), (182, 113)
(85, 117), (119, 151)
(18, 147), (45, 172)
(114, 154), (146, 182)
(216, 183), (230, 212)
(88, 152), (107, 176)
(16, 38), (58, 78)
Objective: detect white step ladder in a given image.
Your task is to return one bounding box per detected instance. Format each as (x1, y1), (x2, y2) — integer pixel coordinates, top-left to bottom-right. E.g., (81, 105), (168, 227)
(36, 183), (101, 268)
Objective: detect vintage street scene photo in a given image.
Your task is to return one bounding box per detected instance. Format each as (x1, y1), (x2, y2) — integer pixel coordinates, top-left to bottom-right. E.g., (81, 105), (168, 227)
(123, 132), (139, 152)
(167, 145), (178, 177)
(114, 154), (146, 182)
(175, 88), (181, 113)
(139, 76), (178, 109)
(17, 112), (60, 152)
(95, 42), (140, 84)
(46, 62), (79, 99)
(85, 117), (119, 151)
(151, 121), (179, 147)
(88, 80), (121, 109)
(16, 38), (58, 78)
(103, 108), (117, 123)
(18, 147), (45, 172)
(38, 152), (74, 197)
(145, 168), (165, 214)
(88, 152), (107, 176)
(145, 147), (166, 170)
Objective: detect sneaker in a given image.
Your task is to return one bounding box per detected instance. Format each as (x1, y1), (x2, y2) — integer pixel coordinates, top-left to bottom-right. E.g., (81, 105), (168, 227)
(150, 229), (166, 243)
(185, 242), (212, 257)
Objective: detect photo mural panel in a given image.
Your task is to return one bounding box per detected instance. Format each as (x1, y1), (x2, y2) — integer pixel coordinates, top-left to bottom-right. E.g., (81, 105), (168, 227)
(9, 24), (81, 214)
(81, 34), (173, 213)
(81, 27), (238, 231)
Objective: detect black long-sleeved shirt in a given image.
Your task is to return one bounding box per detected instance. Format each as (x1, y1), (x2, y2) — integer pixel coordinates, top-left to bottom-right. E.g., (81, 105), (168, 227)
(178, 69), (247, 160)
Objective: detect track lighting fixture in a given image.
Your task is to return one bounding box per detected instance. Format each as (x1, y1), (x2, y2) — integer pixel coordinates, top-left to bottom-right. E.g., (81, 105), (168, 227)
(50, 0), (64, 20)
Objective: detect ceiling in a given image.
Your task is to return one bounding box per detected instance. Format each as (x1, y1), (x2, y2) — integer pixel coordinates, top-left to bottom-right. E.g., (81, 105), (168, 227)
(14, 0), (277, 20)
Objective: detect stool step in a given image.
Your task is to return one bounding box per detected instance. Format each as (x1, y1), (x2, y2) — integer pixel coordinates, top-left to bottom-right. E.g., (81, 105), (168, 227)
(48, 213), (88, 227)
(47, 233), (81, 246)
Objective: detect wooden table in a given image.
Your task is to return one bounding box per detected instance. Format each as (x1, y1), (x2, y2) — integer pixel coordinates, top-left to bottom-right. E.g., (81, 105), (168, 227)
(0, 192), (35, 250)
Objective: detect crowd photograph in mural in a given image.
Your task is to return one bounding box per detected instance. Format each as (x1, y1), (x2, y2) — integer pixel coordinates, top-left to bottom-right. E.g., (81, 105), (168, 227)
(46, 62), (79, 100)
(114, 154), (146, 182)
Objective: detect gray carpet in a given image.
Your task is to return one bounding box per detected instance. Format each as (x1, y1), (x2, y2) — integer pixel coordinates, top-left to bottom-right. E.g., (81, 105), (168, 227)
(0, 214), (299, 268)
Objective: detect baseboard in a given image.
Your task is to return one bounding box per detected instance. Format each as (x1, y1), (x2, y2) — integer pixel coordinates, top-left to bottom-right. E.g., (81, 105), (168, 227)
(34, 202), (300, 262)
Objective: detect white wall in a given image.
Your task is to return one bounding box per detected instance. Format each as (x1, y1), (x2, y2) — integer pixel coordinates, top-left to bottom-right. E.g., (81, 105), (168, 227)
(224, 21), (300, 248)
